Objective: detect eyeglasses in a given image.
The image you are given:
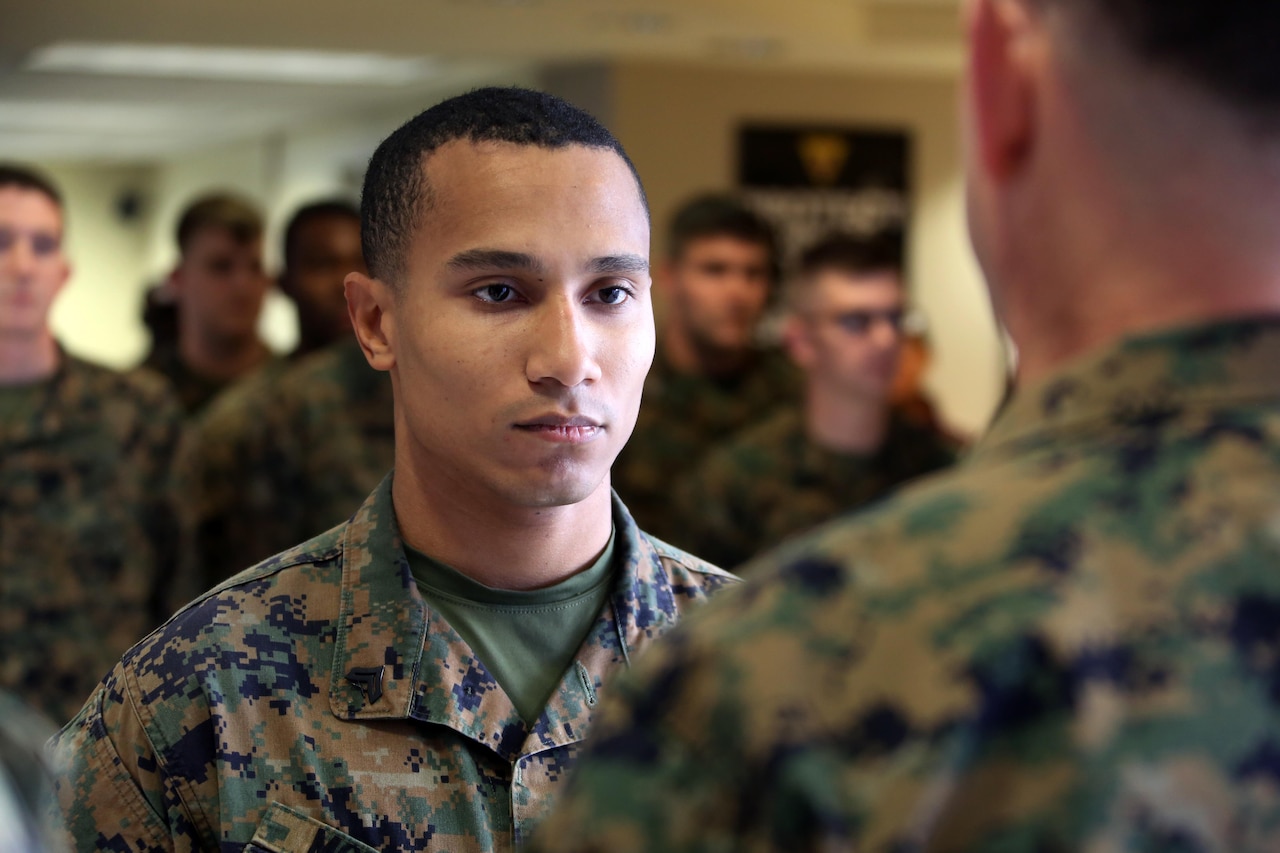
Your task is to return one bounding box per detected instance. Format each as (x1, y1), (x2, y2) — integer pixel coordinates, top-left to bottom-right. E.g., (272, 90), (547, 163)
(820, 308), (907, 336)
(0, 228), (61, 258)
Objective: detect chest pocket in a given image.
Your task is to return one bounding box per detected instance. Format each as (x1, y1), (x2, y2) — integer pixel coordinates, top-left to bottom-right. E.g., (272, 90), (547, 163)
(245, 802), (379, 853)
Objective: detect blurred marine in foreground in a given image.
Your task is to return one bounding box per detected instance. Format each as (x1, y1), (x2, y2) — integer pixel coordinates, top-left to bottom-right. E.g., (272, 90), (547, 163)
(533, 0), (1280, 849)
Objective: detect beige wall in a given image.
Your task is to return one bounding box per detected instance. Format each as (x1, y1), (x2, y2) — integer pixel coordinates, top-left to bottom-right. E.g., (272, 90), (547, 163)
(612, 61), (1004, 436)
(42, 162), (157, 368)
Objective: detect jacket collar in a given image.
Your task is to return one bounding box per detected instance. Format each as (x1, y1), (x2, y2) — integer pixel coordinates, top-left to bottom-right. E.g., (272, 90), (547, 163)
(975, 317), (1280, 461)
(328, 475), (683, 762)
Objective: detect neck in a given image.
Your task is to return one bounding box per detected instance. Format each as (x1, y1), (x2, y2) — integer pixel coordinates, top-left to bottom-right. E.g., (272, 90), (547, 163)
(178, 322), (268, 381)
(1002, 234), (1280, 386)
(0, 332), (60, 385)
(391, 443), (614, 591)
(660, 324), (749, 378)
(804, 384), (888, 454)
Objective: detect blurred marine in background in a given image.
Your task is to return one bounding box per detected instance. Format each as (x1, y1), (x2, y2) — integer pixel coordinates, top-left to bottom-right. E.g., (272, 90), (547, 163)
(171, 198), (391, 591)
(0, 164), (183, 725)
(612, 193), (798, 540)
(144, 192), (275, 415)
(670, 232), (957, 569)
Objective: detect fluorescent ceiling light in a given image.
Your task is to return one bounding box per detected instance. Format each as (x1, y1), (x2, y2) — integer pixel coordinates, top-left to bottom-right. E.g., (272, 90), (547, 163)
(26, 42), (437, 86)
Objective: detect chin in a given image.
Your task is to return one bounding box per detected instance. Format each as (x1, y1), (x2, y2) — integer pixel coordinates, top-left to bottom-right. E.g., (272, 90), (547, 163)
(504, 472), (605, 510)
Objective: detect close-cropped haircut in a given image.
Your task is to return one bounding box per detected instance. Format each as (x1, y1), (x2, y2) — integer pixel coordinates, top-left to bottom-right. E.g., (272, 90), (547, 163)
(0, 164), (63, 210)
(798, 230), (904, 281)
(283, 199), (360, 267)
(790, 231), (904, 311)
(1034, 0), (1280, 118)
(175, 193), (264, 253)
(667, 194), (780, 281)
(360, 86), (648, 288)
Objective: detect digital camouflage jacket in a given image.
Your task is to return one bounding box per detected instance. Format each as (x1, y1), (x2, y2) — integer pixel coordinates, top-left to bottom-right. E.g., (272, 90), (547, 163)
(51, 475), (736, 852)
(612, 346), (798, 541)
(173, 338), (395, 590)
(532, 317), (1280, 852)
(1, 353), (183, 725)
(670, 405), (958, 569)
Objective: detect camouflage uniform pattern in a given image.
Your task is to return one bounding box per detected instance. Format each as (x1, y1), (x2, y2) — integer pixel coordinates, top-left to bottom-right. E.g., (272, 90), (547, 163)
(0, 354), (184, 724)
(173, 338), (395, 591)
(51, 474), (738, 851)
(532, 318), (1280, 852)
(612, 347), (799, 541)
(670, 405), (958, 568)
(143, 346), (282, 417)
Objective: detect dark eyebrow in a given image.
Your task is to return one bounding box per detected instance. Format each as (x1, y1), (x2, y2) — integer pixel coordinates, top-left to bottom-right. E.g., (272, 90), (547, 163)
(586, 254), (649, 276)
(446, 248), (547, 274)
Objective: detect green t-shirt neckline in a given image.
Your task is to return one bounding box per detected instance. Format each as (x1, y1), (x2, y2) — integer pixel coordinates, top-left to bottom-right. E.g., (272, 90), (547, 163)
(405, 530), (616, 725)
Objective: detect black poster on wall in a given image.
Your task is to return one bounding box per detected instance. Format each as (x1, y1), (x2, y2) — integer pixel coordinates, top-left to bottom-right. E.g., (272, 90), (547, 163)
(738, 124), (912, 269)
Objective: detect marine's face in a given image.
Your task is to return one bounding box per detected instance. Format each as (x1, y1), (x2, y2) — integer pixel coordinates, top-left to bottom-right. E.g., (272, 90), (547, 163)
(174, 226), (269, 342)
(667, 235), (772, 355)
(283, 215), (365, 345)
(790, 270), (904, 401)
(0, 187), (69, 339)
(389, 140), (653, 508)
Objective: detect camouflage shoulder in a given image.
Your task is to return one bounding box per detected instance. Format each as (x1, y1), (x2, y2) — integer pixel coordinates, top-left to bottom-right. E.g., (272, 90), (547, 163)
(164, 520), (348, 623)
(64, 354), (181, 414)
(640, 531), (741, 586)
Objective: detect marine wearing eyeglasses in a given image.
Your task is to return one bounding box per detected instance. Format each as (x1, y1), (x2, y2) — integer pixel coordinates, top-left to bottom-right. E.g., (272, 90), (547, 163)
(668, 231), (957, 569)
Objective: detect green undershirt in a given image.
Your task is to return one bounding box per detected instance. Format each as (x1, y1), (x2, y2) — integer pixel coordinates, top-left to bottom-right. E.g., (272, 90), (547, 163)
(405, 530), (617, 725)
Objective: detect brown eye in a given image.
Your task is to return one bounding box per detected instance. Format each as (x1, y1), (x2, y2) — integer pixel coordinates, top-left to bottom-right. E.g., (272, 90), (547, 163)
(475, 284), (516, 303)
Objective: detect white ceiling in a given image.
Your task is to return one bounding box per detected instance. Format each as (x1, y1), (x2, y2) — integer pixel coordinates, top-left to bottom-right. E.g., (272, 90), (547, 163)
(0, 0), (961, 162)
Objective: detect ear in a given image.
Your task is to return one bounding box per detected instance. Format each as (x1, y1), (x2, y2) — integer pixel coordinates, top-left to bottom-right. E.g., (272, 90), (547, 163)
(345, 272), (396, 371)
(966, 0), (1039, 182)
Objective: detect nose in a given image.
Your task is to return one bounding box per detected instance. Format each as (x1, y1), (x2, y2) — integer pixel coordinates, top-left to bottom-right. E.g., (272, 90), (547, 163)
(526, 298), (602, 389)
(3, 235), (36, 280)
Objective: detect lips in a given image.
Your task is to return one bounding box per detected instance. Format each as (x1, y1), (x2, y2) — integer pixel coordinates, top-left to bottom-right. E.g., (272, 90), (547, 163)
(513, 414), (604, 444)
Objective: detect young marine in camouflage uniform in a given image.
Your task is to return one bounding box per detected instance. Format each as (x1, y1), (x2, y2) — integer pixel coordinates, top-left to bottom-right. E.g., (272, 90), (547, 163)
(531, 1), (1280, 850)
(611, 194), (798, 540)
(144, 193), (276, 416)
(173, 201), (389, 590)
(0, 165), (184, 725)
(670, 233), (958, 568)
(50, 88), (737, 851)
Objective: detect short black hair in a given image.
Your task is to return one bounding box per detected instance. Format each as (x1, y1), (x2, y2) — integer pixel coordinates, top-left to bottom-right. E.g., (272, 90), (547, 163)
(360, 86), (647, 286)
(798, 230), (904, 281)
(283, 199), (360, 267)
(1037, 0), (1280, 117)
(176, 193), (263, 253)
(0, 164), (63, 210)
(667, 194), (780, 280)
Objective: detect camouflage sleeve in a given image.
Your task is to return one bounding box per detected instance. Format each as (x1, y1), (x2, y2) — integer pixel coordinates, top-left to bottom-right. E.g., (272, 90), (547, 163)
(669, 448), (760, 570)
(172, 382), (297, 592)
(50, 673), (176, 851)
(527, 626), (751, 853)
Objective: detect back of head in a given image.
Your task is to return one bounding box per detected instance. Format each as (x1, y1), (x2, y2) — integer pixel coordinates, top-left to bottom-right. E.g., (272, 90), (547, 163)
(1035, 0), (1280, 124)
(360, 86), (646, 287)
(176, 193), (263, 253)
(667, 194), (779, 280)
